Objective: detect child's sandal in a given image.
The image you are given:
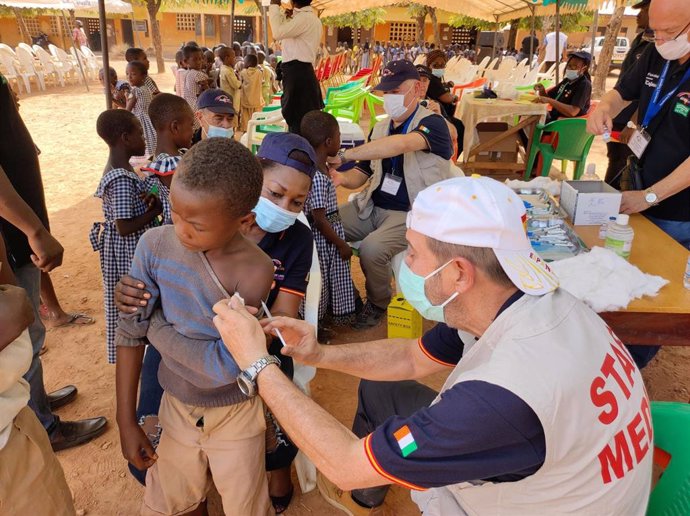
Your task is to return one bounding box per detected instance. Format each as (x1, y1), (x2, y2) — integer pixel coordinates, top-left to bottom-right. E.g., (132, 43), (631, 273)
(270, 486), (294, 514)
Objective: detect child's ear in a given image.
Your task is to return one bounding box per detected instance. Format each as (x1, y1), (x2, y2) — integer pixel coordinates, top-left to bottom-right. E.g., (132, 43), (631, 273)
(239, 212), (256, 234)
(170, 119), (179, 135)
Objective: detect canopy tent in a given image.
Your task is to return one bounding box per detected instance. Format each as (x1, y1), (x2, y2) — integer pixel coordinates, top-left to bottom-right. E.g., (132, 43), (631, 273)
(71, 0), (132, 14)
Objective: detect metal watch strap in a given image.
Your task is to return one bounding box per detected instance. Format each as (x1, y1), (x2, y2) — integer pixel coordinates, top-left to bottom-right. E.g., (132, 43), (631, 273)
(337, 148), (348, 163)
(246, 355), (281, 381)
(644, 188), (659, 206)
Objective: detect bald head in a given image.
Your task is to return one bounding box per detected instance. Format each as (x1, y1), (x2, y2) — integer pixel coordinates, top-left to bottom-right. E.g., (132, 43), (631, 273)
(649, 0), (690, 43)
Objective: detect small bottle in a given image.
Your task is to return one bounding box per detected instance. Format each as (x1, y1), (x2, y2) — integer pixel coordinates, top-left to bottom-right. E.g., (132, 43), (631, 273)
(599, 216), (616, 240)
(605, 214), (635, 260)
(582, 163), (600, 181)
(684, 256), (690, 290)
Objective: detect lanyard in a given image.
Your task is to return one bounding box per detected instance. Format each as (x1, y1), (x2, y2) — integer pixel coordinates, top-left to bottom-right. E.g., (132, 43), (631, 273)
(389, 109), (417, 176)
(642, 61), (690, 128)
(554, 82), (568, 101)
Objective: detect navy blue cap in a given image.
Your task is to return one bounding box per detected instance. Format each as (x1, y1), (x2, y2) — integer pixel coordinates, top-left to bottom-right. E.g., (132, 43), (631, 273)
(374, 59), (421, 92)
(415, 64), (433, 79)
(256, 132), (317, 178)
(568, 50), (592, 64)
(197, 88), (235, 114)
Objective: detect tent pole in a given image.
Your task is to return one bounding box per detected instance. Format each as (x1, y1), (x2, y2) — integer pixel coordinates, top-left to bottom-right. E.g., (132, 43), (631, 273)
(98, 0), (112, 109)
(133, 12), (143, 48)
(61, 10), (89, 92)
(555, 0), (561, 84)
(589, 9), (598, 67)
(529, 3), (536, 69)
(492, 15), (499, 61)
(230, 0), (235, 44)
(262, 5), (269, 50)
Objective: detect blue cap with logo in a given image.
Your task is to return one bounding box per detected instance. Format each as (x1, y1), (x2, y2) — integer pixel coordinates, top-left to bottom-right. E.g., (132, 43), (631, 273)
(197, 88), (235, 115)
(567, 50), (593, 65)
(374, 59), (421, 92)
(256, 132), (317, 179)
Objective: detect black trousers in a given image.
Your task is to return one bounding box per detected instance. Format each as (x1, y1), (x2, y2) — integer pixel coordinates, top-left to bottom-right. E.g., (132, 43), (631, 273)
(280, 60), (324, 134)
(351, 380), (437, 508)
(605, 141), (633, 190)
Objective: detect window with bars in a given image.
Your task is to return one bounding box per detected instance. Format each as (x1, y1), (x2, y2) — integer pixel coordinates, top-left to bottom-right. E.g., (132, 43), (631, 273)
(86, 18), (100, 35)
(176, 13), (198, 32)
(50, 17), (69, 37)
(389, 22), (415, 43)
(19, 17), (42, 36)
(451, 27), (474, 46)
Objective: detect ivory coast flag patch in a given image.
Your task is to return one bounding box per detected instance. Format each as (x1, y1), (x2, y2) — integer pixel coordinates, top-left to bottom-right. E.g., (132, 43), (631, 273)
(394, 425), (418, 457)
(418, 125), (430, 135)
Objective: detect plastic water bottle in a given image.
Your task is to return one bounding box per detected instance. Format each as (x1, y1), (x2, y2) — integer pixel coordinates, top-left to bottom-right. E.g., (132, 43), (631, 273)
(599, 216), (616, 240)
(582, 163), (600, 181)
(684, 256), (690, 290)
(605, 214), (635, 260)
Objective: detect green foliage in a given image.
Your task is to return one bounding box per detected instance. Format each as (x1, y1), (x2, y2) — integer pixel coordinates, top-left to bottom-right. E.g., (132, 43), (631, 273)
(322, 8), (386, 30)
(406, 2), (428, 19)
(448, 14), (494, 31)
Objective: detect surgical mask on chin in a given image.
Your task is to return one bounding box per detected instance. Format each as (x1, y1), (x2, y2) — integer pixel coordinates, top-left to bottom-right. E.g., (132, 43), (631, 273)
(397, 259), (458, 323)
(205, 124), (234, 139)
(431, 68), (445, 78)
(383, 87), (413, 119)
(655, 30), (690, 61)
(564, 69), (580, 81)
(252, 196), (299, 233)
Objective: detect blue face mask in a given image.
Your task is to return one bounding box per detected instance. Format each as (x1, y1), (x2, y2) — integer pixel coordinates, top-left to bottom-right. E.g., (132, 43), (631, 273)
(431, 68), (445, 78)
(398, 259), (458, 323)
(206, 125), (234, 139)
(253, 196), (300, 233)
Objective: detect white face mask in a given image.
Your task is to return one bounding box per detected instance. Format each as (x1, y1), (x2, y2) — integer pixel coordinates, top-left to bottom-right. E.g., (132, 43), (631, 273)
(656, 29), (690, 61)
(383, 86), (414, 120)
(565, 69), (580, 81)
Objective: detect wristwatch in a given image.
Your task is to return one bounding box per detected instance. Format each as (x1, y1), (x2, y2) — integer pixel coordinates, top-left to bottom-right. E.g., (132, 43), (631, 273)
(237, 355), (281, 397)
(337, 148), (349, 164)
(644, 188), (659, 206)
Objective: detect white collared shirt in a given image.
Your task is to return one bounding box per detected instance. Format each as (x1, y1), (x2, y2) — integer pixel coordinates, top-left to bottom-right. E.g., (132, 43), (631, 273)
(268, 4), (322, 64)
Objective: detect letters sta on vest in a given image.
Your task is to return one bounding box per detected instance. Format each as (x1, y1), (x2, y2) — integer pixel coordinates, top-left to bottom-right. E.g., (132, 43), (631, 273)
(354, 106), (452, 219)
(418, 290), (652, 516)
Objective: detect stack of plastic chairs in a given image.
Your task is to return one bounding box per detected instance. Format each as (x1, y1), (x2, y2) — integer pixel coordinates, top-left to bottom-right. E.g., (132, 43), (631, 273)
(324, 78), (366, 106)
(244, 110), (287, 154)
(49, 44), (80, 84)
(0, 48), (29, 93)
(323, 84), (370, 124)
(32, 45), (67, 87)
(14, 45), (45, 92)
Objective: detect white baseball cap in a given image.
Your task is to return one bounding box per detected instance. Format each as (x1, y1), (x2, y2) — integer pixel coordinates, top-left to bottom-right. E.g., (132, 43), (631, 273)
(407, 177), (559, 295)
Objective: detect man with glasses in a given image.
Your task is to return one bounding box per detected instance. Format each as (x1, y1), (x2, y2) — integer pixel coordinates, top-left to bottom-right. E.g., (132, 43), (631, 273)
(589, 0), (690, 250)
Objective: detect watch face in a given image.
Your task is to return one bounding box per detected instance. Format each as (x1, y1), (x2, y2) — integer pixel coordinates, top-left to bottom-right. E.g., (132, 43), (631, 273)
(645, 192), (657, 203)
(237, 372), (255, 397)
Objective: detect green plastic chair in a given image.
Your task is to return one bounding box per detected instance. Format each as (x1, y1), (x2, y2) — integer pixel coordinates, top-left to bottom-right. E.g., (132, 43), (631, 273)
(365, 92), (386, 128)
(324, 78), (366, 106)
(647, 401), (690, 515)
(524, 118), (595, 180)
(515, 79), (552, 92)
(323, 86), (370, 124)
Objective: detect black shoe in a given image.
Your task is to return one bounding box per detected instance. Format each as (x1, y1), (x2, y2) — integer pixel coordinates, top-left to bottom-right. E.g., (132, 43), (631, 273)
(353, 301), (386, 329)
(50, 417), (108, 452)
(47, 385), (77, 411)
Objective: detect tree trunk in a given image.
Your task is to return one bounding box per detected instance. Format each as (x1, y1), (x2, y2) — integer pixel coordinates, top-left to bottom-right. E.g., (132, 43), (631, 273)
(415, 14), (427, 45)
(146, 0), (165, 74)
(593, 4), (625, 98)
(429, 7), (440, 47)
(507, 18), (520, 50)
(13, 8), (31, 43)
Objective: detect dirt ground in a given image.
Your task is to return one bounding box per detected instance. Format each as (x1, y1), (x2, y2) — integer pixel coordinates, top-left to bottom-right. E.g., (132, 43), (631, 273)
(13, 61), (690, 516)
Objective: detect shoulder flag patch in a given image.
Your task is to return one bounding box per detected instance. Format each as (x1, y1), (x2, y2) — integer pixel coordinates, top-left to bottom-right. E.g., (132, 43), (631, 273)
(418, 125), (430, 134)
(394, 425), (418, 457)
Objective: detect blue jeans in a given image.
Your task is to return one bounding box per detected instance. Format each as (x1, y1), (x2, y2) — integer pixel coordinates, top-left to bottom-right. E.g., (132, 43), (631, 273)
(15, 264), (57, 432)
(646, 215), (690, 250)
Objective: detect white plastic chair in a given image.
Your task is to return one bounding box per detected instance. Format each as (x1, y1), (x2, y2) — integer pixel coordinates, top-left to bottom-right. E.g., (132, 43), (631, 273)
(0, 52), (25, 93)
(47, 44), (77, 84)
(17, 42), (34, 55)
(32, 45), (66, 87)
(244, 110), (287, 153)
(476, 55), (490, 71)
(0, 43), (16, 59)
(14, 46), (45, 91)
(80, 46), (100, 75)
(71, 47), (98, 79)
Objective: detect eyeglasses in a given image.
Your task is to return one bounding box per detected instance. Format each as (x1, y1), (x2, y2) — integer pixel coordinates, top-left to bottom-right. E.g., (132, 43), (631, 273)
(649, 20), (690, 42)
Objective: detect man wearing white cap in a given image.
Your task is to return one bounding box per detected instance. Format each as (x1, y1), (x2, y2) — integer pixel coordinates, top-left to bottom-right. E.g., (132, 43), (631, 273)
(212, 177), (652, 515)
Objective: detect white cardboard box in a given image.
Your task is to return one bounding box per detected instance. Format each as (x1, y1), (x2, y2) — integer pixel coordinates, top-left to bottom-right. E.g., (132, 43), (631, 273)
(560, 181), (622, 225)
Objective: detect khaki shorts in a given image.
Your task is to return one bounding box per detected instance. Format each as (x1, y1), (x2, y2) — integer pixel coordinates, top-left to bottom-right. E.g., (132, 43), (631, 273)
(0, 406), (75, 516)
(142, 392), (271, 516)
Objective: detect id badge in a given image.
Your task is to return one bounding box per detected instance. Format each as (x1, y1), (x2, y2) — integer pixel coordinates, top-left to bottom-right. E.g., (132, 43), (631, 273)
(628, 129), (651, 159)
(381, 173), (402, 196)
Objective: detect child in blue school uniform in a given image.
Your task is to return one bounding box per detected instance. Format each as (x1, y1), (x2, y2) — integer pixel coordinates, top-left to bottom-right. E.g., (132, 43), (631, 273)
(90, 110), (162, 363)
